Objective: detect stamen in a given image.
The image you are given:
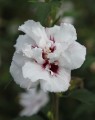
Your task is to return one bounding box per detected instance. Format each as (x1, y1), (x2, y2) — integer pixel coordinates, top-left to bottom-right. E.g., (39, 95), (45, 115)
(49, 63), (59, 74)
(31, 45), (38, 48)
(50, 35), (55, 43)
(42, 42), (59, 75)
(42, 60), (49, 69)
(50, 46), (56, 52)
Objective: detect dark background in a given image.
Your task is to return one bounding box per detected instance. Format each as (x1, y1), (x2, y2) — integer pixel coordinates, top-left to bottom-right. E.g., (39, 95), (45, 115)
(0, 0), (95, 120)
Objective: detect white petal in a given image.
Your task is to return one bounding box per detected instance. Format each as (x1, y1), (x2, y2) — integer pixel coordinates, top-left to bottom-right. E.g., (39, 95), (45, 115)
(41, 68), (71, 92)
(59, 41), (86, 70)
(48, 43), (62, 63)
(19, 89), (49, 116)
(10, 53), (38, 89)
(46, 25), (60, 40)
(14, 35), (36, 58)
(12, 52), (29, 67)
(32, 47), (44, 64)
(18, 20), (48, 48)
(22, 61), (50, 82)
(54, 23), (77, 49)
(10, 62), (37, 89)
(22, 61), (71, 92)
(14, 34), (35, 54)
(22, 44), (33, 58)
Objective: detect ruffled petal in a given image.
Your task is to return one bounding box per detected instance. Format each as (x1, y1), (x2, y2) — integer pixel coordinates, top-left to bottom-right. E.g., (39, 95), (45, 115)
(19, 89), (49, 116)
(41, 68), (71, 92)
(48, 43), (62, 63)
(14, 35), (35, 58)
(10, 62), (38, 89)
(54, 23), (77, 49)
(22, 61), (71, 92)
(18, 20), (48, 48)
(32, 47), (44, 64)
(10, 53), (38, 89)
(12, 52), (29, 67)
(46, 25), (60, 40)
(22, 61), (50, 82)
(14, 34), (35, 52)
(59, 41), (86, 70)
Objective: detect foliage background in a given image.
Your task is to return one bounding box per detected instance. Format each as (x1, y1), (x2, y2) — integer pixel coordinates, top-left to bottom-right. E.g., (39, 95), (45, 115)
(0, 0), (95, 120)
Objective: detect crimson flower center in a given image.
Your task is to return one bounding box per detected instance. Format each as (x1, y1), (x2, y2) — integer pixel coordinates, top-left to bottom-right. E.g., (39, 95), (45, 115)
(42, 46), (59, 75)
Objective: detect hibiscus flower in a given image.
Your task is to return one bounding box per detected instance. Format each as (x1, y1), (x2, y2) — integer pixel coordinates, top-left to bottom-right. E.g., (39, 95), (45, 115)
(19, 88), (49, 116)
(10, 20), (86, 92)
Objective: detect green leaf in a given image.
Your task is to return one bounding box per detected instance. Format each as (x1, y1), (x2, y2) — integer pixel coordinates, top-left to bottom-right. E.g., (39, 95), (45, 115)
(30, 3), (52, 25)
(30, 2), (60, 25)
(69, 89), (95, 104)
(73, 103), (95, 119)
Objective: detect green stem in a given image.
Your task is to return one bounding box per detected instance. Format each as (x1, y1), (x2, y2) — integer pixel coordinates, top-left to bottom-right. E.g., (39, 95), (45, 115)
(51, 93), (59, 120)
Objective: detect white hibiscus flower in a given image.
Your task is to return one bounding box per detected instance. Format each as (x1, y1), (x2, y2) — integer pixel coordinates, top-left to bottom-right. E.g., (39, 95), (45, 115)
(19, 89), (49, 116)
(59, 16), (74, 24)
(10, 20), (86, 92)
(56, 1), (74, 19)
(56, 1), (75, 24)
